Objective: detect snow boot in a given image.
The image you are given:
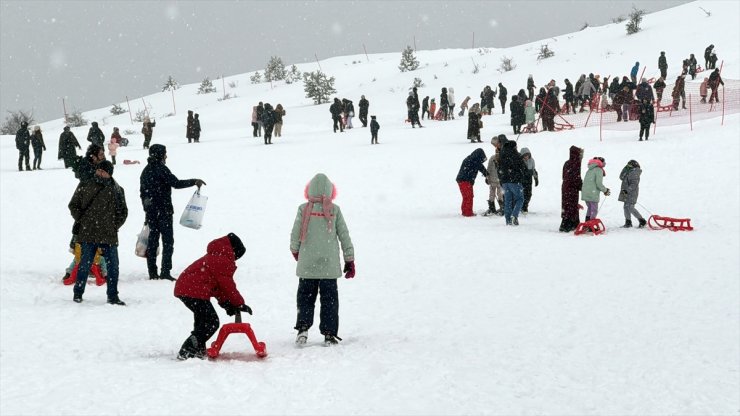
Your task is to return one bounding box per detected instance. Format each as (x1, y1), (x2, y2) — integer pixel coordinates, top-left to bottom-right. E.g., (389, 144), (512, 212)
(623, 219), (633, 228)
(296, 330), (308, 345)
(483, 200), (496, 216)
(107, 296), (126, 306)
(62, 272), (70, 282)
(178, 335), (205, 360)
(73, 293), (83, 303)
(638, 218), (647, 228)
(323, 334), (342, 346)
(512, 217), (519, 226)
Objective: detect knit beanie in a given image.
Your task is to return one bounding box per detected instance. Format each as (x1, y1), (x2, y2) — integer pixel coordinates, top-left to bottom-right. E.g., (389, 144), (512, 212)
(227, 233), (246, 260)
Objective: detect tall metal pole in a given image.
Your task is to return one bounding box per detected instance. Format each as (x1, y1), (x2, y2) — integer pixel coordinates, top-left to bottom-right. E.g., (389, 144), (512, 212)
(315, 53), (322, 72)
(126, 96), (133, 124)
(363, 43), (369, 62)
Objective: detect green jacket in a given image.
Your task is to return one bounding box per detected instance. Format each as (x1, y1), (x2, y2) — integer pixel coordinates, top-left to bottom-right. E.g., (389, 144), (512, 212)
(290, 174), (354, 279)
(581, 162), (608, 202)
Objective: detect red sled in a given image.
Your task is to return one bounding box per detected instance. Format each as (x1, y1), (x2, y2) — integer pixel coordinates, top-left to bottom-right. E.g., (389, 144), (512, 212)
(647, 215), (693, 231)
(433, 108), (445, 120)
(63, 263), (106, 286)
(574, 218), (607, 236)
(207, 311), (267, 359)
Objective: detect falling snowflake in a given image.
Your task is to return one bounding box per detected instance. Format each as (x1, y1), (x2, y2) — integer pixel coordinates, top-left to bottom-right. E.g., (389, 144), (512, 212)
(489, 19), (498, 28)
(331, 22), (342, 34)
(49, 49), (66, 70)
(166, 3), (179, 20)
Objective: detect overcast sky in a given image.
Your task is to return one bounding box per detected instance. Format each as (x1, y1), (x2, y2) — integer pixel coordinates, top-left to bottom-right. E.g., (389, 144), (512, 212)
(0, 0), (689, 123)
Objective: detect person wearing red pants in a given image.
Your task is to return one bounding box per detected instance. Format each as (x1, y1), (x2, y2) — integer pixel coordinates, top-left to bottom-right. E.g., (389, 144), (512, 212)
(455, 148), (488, 217)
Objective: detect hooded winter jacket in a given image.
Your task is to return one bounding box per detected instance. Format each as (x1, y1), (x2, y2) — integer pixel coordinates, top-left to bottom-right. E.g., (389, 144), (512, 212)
(174, 235), (246, 306)
(290, 174), (354, 279)
(618, 164), (641, 204)
(456, 148), (488, 184)
(68, 175), (128, 245)
(498, 141), (526, 184)
(139, 150), (198, 215)
(581, 159), (608, 202)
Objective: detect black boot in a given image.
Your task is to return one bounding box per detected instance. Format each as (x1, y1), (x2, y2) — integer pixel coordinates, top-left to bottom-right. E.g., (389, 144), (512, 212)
(623, 219), (633, 228)
(177, 335), (206, 360)
(638, 218), (647, 228)
(483, 200), (496, 216)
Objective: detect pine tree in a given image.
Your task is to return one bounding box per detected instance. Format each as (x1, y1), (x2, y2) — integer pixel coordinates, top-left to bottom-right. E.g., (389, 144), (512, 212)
(197, 77), (217, 94)
(250, 71), (263, 84)
(303, 71), (336, 105)
(264, 56), (287, 82)
(285, 65), (303, 84)
(626, 6), (645, 35)
(110, 104), (127, 115)
(161, 75), (180, 92)
(398, 46), (420, 72)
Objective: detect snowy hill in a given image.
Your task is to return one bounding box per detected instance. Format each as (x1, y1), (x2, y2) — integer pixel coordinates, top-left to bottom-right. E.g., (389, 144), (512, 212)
(1, 1), (739, 414)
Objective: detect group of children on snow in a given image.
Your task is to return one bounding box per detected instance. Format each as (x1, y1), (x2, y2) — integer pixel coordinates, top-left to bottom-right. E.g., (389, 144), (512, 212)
(456, 136), (645, 231)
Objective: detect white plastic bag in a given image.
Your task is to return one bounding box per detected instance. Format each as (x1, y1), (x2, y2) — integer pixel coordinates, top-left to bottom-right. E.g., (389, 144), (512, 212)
(179, 189), (208, 230)
(135, 224), (158, 257)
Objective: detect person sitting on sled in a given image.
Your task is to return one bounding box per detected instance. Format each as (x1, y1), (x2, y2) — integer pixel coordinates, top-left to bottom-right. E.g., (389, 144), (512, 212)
(62, 240), (107, 285)
(173, 233), (252, 360)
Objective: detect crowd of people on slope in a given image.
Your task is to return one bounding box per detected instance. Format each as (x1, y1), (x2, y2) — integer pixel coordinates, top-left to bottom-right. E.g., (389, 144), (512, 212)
(456, 135), (647, 232)
(250, 102), (286, 144)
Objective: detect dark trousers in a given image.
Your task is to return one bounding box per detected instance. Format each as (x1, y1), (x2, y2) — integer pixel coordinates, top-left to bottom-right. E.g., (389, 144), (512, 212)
(421, 108), (429, 119)
(660, 67), (667, 79)
(18, 148), (30, 170)
(143, 134), (152, 149)
(332, 117), (343, 132)
(111, 155), (116, 165)
(295, 278), (339, 336)
(522, 182), (533, 211)
(179, 296), (220, 347)
(371, 133), (378, 144)
(263, 124), (274, 144)
(499, 98), (507, 114)
(146, 210), (174, 276)
(74, 242), (119, 299)
(252, 122), (259, 137)
(359, 112), (368, 127)
(32, 147), (43, 169)
(639, 122), (651, 140)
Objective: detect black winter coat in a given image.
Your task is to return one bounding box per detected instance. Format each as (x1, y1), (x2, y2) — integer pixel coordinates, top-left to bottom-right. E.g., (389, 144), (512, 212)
(15, 127), (30, 150)
(498, 141), (526, 184)
(639, 102), (655, 125)
(69, 176), (128, 245)
(87, 126), (105, 146)
(510, 99), (525, 126)
(140, 158), (198, 215)
(456, 148), (488, 184)
(658, 55), (667, 69)
(58, 131), (81, 161)
(499, 85), (508, 100)
(359, 98), (369, 115)
(31, 131), (46, 151)
(330, 101), (343, 118)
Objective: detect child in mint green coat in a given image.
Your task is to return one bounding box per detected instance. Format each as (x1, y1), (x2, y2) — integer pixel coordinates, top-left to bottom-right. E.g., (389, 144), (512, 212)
(290, 173), (354, 346)
(581, 157), (611, 220)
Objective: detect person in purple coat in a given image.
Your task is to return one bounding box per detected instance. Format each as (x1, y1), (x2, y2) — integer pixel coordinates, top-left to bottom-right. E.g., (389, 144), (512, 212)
(559, 145), (584, 232)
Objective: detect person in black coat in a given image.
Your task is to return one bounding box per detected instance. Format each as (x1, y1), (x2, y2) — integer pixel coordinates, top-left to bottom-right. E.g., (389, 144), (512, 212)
(498, 83), (508, 114)
(15, 121), (31, 171)
(192, 114), (201, 143)
(421, 96), (429, 120)
(527, 75), (536, 101)
(87, 121), (105, 147)
(262, 103), (275, 144)
(704, 44), (714, 69)
(58, 126), (82, 169)
(440, 87), (449, 120)
(497, 139), (526, 225)
(139, 144), (206, 281)
(31, 125), (46, 170)
(370, 115), (380, 144)
(563, 79), (575, 114)
(638, 98), (655, 141)
(467, 110), (482, 143)
(330, 98), (344, 133)
(456, 148), (488, 217)
(358, 95), (369, 127)
(534, 88), (546, 113)
(509, 96), (524, 134)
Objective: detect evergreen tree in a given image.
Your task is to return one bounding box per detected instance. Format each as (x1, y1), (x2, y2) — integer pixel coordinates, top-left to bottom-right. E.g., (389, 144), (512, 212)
(626, 6), (645, 35)
(398, 46), (420, 72)
(161, 75), (180, 92)
(285, 65), (303, 84)
(264, 56), (287, 82)
(303, 71), (336, 104)
(197, 77), (217, 94)
(110, 104), (127, 115)
(250, 71), (263, 84)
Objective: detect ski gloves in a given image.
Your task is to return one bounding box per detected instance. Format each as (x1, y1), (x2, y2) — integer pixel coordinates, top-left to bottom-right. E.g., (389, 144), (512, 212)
(343, 261), (355, 279)
(219, 301), (253, 316)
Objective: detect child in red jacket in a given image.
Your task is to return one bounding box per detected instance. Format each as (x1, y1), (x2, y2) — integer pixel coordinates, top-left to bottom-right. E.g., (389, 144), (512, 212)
(174, 233), (251, 360)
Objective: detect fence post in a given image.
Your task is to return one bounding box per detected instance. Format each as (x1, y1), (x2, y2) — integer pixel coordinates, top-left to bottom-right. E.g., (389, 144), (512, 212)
(126, 96), (133, 124)
(362, 43), (369, 62)
(689, 93), (693, 131)
(599, 107), (602, 141)
(171, 89), (176, 116)
(721, 84), (725, 126)
(653, 103), (658, 136)
(222, 75), (226, 99)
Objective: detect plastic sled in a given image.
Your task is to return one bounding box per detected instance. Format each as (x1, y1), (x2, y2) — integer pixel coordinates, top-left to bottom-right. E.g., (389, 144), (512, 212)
(64, 263), (106, 286)
(554, 122), (575, 131)
(574, 218), (607, 236)
(521, 124), (538, 134)
(123, 159), (140, 165)
(647, 215), (693, 231)
(207, 311), (267, 359)
(433, 108), (445, 120)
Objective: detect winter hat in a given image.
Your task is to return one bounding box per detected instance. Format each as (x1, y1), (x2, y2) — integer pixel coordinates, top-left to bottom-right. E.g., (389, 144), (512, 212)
(628, 160), (640, 168)
(33, 125), (41, 132)
(409, 91), (414, 97)
(20, 121), (28, 128)
(227, 233), (246, 260)
(149, 144), (167, 161)
(98, 160), (114, 175)
(92, 122), (98, 127)
(371, 115), (376, 119)
(63, 126), (70, 131)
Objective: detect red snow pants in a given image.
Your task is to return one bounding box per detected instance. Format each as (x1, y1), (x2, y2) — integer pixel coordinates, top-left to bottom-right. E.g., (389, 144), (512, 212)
(458, 181), (475, 216)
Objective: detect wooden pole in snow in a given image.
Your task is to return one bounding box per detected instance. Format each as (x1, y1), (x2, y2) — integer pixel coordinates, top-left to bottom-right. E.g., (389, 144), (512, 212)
(126, 96), (133, 124)
(171, 89), (176, 116)
(141, 97), (148, 118)
(222, 75), (226, 99)
(472, 32), (475, 49)
(363, 44), (369, 62)
(62, 98), (68, 124)
(689, 93), (693, 131)
(315, 53), (322, 72)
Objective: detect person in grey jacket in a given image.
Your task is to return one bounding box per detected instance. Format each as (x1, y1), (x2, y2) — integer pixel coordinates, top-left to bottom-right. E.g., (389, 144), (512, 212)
(618, 160), (646, 228)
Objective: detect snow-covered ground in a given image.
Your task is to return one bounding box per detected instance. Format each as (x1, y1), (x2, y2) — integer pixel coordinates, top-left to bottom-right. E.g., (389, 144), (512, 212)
(1, 1), (738, 414)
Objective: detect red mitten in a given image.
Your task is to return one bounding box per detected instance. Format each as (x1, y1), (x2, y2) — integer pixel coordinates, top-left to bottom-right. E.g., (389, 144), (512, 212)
(292, 251), (299, 261)
(343, 261), (355, 279)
